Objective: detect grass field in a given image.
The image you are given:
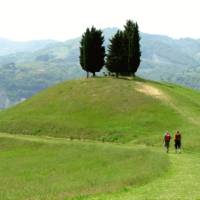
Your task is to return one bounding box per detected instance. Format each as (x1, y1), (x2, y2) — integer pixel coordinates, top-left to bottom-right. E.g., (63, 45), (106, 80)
(85, 151), (200, 200)
(0, 77), (200, 199)
(0, 133), (169, 200)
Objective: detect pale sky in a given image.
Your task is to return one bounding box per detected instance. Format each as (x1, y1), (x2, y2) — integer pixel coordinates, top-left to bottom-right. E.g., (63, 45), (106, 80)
(0, 0), (199, 41)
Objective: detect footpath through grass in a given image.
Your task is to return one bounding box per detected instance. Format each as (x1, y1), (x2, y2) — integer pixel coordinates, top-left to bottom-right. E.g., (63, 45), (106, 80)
(85, 151), (200, 200)
(0, 133), (169, 200)
(1, 132), (199, 200)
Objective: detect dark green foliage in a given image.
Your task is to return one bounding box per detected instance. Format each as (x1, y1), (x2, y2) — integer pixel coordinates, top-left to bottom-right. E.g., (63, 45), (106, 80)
(106, 20), (141, 76)
(80, 27), (105, 77)
(106, 31), (125, 77)
(123, 20), (141, 75)
(124, 20), (135, 74)
(80, 28), (89, 75)
(132, 23), (141, 74)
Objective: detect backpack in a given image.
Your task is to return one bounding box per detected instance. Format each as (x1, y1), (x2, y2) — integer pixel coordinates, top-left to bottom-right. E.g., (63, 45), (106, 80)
(165, 133), (171, 141)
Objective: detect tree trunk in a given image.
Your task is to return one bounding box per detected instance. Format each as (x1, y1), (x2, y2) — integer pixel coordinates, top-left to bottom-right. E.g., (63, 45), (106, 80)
(86, 72), (89, 78)
(116, 72), (119, 78)
(92, 72), (96, 77)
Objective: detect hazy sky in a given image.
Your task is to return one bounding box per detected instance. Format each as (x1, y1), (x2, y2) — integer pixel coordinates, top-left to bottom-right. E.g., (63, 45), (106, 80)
(0, 0), (199, 41)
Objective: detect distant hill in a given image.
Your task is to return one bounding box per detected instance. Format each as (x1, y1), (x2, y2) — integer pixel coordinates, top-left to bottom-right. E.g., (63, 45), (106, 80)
(1, 28), (200, 108)
(0, 37), (84, 108)
(139, 33), (200, 89)
(0, 37), (56, 56)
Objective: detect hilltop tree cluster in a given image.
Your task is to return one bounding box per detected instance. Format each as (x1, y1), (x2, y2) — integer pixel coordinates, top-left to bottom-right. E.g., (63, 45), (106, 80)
(80, 27), (105, 78)
(79, 20), (141, 77)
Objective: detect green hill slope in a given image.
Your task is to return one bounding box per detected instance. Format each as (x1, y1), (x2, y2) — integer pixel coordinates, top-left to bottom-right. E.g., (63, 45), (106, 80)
(1, 77), (200, 200)
(0, 77), (200, 150)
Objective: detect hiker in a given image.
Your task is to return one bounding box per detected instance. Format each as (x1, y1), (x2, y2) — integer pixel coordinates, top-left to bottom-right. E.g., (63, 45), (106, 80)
(174, 130), (182, 153)
(163, 131), (171, 153)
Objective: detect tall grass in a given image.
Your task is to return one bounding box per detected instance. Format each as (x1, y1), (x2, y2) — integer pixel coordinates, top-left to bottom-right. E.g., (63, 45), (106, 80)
(0, 137), (169, 200)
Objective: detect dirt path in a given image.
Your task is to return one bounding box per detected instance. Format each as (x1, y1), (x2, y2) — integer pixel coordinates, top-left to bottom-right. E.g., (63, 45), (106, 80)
(135, 82), (169, 101)
(135, 82), (200, 126)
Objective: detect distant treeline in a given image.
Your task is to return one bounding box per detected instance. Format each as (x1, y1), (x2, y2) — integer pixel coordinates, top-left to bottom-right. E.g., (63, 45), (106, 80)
(80, 20), (141, 77)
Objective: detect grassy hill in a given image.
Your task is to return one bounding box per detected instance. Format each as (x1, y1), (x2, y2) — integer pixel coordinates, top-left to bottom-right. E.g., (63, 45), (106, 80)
(0, 77), (200, 150)
(0, 77), (200, 199)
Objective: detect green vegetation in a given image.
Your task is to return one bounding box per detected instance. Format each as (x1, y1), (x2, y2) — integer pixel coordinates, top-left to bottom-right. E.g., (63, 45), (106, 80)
(123, 20), (141, 75)
(0, 78), (181, 142)
(0, 78), (200, 148)
(1, 77), (200, 151)
(80, 20), (141, 77)
(106, 30), (124, 77)
(80, 27), (105, 77)
(0, 133), (169, 200)
(85, 152), (200, 200)
(0, 37), (83, 109)
(1, 77), (200, 199)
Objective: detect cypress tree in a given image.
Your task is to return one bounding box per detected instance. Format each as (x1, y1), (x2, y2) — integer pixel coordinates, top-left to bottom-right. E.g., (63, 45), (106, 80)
(106, 30), (125, 77)
(79, 27), (105, 77)
(124, 20), (141, 76)
(132, 22), (141, 75)
(80, 28), (90, 78)
(124, 20), (135, 75)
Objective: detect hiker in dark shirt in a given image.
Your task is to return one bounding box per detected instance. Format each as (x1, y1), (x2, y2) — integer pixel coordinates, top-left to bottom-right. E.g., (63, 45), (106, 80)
(174, 130), (182, 153)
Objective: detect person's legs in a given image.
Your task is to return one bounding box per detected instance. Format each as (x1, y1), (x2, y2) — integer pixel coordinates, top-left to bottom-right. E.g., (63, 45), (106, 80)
(165, 141), (170, 153)
(175, 141), (178, 153)
(177, 141), (181, 153)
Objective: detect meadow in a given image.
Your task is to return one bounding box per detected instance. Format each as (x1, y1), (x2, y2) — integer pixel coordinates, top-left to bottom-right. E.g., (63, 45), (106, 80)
(0, 133), (169, 200)
(0, 77), (200, 199)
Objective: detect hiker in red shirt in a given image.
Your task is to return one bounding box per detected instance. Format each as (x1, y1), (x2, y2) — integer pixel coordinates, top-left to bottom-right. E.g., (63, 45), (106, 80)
(163, 131), (171, 153)
(174, 130), (182, 153)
